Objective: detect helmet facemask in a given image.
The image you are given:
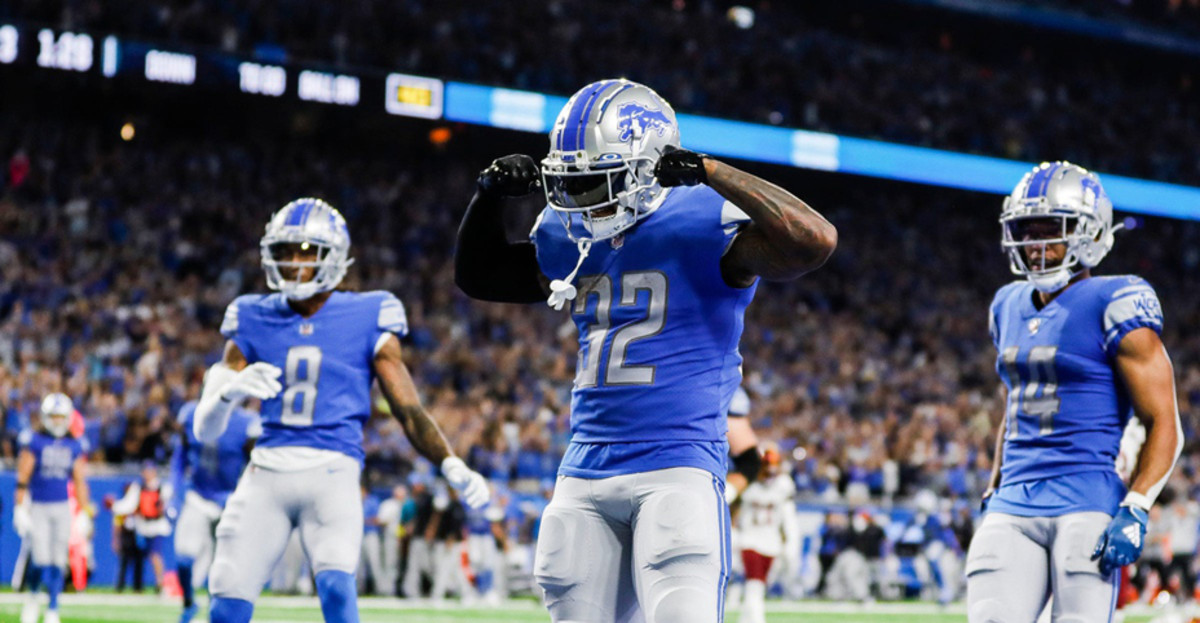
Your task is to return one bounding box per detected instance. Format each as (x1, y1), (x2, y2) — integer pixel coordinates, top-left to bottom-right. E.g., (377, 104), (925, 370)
(1000, 162), (1117, 293)
(260, 198), (353, 301)
(541, 151), (658, 243)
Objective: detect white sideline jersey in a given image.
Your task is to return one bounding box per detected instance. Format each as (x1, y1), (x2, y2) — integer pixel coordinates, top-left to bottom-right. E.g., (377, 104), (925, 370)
(737, 474), (796, 557)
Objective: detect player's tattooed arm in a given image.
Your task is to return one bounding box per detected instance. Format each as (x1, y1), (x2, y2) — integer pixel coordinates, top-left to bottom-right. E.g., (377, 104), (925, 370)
(373, 334), (453, 463)
(1115, 328), (1182, 507)
(709, 159), (838, 287)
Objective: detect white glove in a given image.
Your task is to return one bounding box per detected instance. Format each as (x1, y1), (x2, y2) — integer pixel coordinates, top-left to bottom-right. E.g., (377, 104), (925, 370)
(441, 457), (489, 509)
(221, 362), (283, 402)
(14, 503), (31, 539)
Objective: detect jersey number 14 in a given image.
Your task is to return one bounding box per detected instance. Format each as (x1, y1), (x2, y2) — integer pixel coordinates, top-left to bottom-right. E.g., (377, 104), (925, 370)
(1001, 345), (1060, 438)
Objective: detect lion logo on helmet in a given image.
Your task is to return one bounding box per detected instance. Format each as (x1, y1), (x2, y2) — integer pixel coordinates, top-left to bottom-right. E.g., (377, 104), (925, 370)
(616, 102), (673, 143)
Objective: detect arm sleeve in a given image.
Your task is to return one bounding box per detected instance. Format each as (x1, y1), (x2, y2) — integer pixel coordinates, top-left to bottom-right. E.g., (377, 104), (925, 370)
(454, 190), (547, 303)
(1103, 278), (1164, 358)
(110, 483), (142, 516)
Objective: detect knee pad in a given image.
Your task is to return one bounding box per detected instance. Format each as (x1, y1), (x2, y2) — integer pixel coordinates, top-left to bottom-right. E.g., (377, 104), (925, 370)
(967, 598), (1008, 623)
(652, 587), (710, 623)
(315, 570), (359, 623)
(210, 597), (254, 623)
(642, 490), (713, 567)
(533, 508), (586, 591)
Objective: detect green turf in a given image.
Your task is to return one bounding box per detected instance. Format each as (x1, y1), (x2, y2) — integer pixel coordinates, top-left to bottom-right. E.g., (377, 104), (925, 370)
(0, 600), (1167, 622)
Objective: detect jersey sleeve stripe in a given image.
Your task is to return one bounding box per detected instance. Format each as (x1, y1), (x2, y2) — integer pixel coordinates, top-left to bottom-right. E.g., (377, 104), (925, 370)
(1103, 292), (1163, 335)
(220, 302), (239, 336)
(1110, 283), (1153, 299)
(378, 299), (409, 336)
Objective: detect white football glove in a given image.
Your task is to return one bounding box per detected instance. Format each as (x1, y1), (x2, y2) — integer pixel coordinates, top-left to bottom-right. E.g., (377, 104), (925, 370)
(13, 502), (31, 539)
(221, 362), (283, 402)
(441, 457), (489, 509)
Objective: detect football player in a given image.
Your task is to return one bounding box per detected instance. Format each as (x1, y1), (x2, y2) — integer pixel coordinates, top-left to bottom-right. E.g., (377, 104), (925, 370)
(169, 400), (260, 623)
(966, 162), (1182, 622)
(15, 393), (91, 623)
(455, 79), (836, 622)
(194, 198), (488, 623)
(736, 444), (797, 623)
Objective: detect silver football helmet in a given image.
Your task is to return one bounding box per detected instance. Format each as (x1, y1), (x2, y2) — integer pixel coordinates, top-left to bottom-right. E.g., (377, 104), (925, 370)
(1001, 161), (1117, 293)
(40, 392), (73, 438)
(261, 198), (354, 300)
(541, 79), (680, 242)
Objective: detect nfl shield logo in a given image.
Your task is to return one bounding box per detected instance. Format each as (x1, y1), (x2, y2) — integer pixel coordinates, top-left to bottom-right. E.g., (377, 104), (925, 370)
(1027, 318), (1042, 335)
(299, 322), (315, 336)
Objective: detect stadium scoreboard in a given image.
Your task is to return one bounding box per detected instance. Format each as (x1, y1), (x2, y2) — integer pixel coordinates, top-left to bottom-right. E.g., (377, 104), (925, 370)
(0, 23), (443, 120)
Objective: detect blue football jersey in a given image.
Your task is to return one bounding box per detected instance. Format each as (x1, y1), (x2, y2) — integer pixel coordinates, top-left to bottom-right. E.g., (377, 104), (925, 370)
(220, 290), (409, 462)
(987, 275), (1163, 517)
(177, 400), (261, 506)
(20, 430), (86, 503)
(531, 186), (758, 478)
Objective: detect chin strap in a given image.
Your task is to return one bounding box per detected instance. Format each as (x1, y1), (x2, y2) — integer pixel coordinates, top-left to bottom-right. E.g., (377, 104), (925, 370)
(547, 239), (593, 310)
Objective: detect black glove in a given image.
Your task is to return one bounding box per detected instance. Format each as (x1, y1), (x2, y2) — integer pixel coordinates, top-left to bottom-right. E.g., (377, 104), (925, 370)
(654, 145), (709, 187)
(478, 154), (541, 197)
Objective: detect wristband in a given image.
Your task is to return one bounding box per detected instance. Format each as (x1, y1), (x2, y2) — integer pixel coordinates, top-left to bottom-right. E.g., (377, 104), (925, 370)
(1122, 491), (1152, 512)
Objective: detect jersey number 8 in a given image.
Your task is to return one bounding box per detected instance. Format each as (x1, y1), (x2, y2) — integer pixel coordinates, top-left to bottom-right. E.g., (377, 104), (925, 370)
(282, 346), (323, 426)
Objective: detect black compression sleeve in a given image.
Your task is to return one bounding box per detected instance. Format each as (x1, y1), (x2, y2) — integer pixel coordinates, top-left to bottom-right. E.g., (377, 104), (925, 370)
(454, 190), (548, 303)
(731, 446), (762, 484)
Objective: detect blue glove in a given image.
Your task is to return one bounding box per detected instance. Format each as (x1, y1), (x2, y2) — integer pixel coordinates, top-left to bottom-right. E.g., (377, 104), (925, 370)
(1091, 504), (1148, 576)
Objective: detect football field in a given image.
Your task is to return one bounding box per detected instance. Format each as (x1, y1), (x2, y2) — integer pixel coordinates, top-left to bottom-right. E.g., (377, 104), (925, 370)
(0, 594), (1182, 623)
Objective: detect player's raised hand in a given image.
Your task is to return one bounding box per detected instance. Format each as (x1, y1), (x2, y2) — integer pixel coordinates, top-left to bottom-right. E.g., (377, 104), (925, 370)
(478, 154), (541, 197)
(1091, 504), (1148, 576)
(654, 145), (709, 187)
(221, 362), (283, 402)
(13, 502), (31, 538)
(441, 456), (489, 509)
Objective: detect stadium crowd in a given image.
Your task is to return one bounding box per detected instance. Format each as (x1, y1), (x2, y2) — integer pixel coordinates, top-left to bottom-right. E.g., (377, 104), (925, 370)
(2, 78), (1200, 601)
(4, 1), (1200, 185)
(1, 110), (1198, 503)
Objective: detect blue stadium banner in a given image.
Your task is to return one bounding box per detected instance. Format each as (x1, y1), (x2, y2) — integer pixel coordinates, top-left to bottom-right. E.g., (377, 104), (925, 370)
(442, 81), (1200, 221)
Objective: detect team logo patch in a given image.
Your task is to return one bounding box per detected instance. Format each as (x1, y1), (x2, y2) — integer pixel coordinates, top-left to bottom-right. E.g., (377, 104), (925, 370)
(1027, 318), (1042, 335)
(299, 322), (315, 336)
(616, 103), (673, 143)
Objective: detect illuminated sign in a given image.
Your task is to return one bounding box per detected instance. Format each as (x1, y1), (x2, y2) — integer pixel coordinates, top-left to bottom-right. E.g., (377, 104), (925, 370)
(239, 62), (286, 97)
(144, 49), (196, 85)
(298, 70), (359, 106)
(0, 25), (17, 65)
(37, 29), (92, 72)
(384, 73), (443, 119)
(102, 36), (118, 77)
